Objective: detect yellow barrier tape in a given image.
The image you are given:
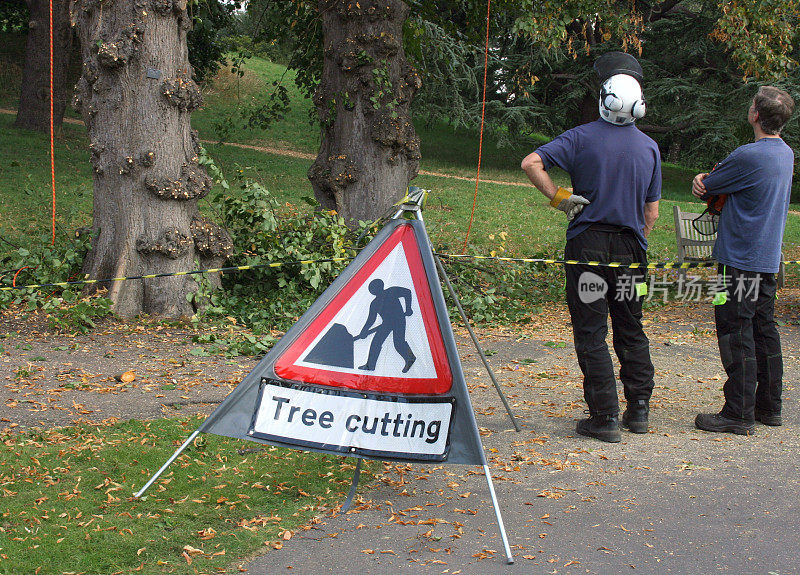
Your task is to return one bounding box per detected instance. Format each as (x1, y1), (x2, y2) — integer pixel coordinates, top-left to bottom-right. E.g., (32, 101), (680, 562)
(0, 258), (353, 292)
(438, 253), (800, 270)
(2, 253), (796, 292)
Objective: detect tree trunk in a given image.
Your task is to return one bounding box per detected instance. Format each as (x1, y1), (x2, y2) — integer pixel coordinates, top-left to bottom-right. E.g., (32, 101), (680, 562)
(308, 0), (422, 224)
(71, 0), (231, 318)
(578, 91), (599, 126)
(15, 0), (73, 132)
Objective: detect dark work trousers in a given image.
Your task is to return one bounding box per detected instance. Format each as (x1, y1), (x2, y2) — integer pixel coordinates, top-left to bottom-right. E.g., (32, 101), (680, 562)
(565, 227), (655, 417)
(715, 264), (783, 422)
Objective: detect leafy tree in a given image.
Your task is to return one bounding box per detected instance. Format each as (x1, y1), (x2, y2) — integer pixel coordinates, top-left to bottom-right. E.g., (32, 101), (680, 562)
(512, 0), (800, 167)
(235, 0), (800, 218)
(187, 0), (242, 83)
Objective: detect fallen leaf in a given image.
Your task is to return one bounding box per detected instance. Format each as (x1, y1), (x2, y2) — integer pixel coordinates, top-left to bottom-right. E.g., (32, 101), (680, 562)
(183, 545), (205, 557)
(115, 370), (136, 382)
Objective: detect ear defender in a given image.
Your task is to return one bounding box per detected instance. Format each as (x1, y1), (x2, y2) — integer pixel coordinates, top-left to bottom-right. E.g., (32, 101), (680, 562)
(600, 86), (624, 111)
(603, 93), (623, 111)
(631, 99), (646, 119)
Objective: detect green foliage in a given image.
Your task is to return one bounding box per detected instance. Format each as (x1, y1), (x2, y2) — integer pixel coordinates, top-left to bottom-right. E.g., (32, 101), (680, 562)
(187, 0), (243, 83)
(48, 292), (112, 334)
(505, 3), (800, 174)
(192, 149), (377, 354)
(438, 232), (562, 324)
(201, 0), (321, 135)
(0, 0), (26, 32)
(0, 232), (91, 304)
(197, 145), (557, 337)
(245, 0), (322, 100)
(0, 231), (114, 333)
(712, 0), (799, 81)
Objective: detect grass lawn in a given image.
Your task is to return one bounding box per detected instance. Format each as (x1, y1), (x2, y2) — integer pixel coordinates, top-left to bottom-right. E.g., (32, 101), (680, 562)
(0, 116), (93, 248)
(0, 416), (369, 575)
(3, 118), (799, 277)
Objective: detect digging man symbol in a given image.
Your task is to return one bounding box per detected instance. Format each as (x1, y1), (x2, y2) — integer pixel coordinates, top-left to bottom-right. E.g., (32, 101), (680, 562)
(355, 279), (417, 373)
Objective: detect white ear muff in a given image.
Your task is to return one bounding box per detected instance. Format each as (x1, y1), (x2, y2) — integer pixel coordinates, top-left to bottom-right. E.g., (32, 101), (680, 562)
(631, 99), (646, 119)
(603, 93), (623, 112)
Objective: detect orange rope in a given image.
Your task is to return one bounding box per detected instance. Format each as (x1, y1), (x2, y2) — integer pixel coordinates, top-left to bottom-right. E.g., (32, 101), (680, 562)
(49, 0), (56, 245)
(13, 267), (32, 288)
(461, 0), (491, 252)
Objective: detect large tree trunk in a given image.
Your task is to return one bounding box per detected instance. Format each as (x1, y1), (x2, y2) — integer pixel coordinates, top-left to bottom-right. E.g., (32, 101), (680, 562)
(308, 0), (422, 224)
(71, 0), (231, 318)
(15, 0), (73, 131)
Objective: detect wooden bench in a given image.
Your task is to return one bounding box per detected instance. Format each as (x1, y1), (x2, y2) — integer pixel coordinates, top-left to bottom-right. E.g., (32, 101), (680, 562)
(673, 205), (785, 287)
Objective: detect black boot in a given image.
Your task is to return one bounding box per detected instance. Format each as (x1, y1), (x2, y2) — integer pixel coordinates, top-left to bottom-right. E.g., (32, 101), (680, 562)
(754, 407), (782, 426)
(621, 399), (649, 434)
(695, 412), (755, 435)
(576, 414), (621, 443)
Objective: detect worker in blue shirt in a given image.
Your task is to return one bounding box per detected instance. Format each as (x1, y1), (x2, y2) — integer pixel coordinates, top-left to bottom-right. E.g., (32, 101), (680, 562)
(692, 86), (795, 435)
(521, 52), (661, 443)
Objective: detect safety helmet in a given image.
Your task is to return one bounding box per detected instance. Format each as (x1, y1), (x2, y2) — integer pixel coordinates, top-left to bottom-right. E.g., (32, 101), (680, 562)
(598, 73), (646, 126)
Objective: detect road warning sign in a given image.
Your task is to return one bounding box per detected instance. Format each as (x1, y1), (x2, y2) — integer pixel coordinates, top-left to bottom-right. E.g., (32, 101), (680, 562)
(274, 223), (452, 394)
(136, 203), (514, 565)
(195, 217), (486, 465)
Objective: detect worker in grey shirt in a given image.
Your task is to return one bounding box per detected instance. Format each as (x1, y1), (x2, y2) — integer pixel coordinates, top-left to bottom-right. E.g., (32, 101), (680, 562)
(693, 85), (795, 435)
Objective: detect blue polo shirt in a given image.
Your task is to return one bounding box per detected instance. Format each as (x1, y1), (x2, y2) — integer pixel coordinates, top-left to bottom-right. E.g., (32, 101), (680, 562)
(535, 119), (662, 249)
(702, 137), (794, 273)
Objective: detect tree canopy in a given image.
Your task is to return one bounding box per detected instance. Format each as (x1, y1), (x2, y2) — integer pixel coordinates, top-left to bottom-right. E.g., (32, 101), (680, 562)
(244, 0), (799, 170)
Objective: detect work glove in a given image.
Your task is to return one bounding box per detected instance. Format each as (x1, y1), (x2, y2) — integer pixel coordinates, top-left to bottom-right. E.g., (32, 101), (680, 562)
(550, 187), (590, 221)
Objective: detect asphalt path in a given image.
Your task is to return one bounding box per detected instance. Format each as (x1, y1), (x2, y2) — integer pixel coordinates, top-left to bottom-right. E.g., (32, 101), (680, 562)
(243, 298), (800, 575)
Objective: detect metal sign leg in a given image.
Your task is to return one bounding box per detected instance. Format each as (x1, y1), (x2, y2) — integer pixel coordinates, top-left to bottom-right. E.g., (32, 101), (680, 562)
(339, 457), (363, 513)
(484, 464), (514, 564)
(434, 255), (521, 431)
(134, 429), (201, 499)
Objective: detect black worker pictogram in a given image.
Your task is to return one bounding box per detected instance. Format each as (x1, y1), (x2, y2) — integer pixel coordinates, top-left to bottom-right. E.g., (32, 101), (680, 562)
(355, 279), (417, 373)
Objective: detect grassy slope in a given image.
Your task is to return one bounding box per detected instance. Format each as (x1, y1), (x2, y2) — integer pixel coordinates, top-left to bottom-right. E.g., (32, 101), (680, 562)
(0, 116), (93, 247)
(1, 41), (797, 259)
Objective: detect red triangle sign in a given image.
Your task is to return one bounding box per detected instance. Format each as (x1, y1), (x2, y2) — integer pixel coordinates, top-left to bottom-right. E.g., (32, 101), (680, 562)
(274, 223), (452, 394)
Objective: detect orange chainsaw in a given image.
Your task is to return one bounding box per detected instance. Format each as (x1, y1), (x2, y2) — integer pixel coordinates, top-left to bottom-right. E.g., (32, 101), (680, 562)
(694, 163), (726, 233)
(705, 193), (728, 216)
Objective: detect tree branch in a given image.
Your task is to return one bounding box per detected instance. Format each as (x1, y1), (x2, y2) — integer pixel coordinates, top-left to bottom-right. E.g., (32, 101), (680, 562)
(647, 0), (685, 23)
(637, 121), (691, 134)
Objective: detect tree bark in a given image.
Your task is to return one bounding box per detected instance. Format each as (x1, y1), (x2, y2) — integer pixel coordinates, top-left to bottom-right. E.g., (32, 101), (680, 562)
(15, 0), (73, 132)
(71, 0), (231, 318)
(308, 0), (422, 224)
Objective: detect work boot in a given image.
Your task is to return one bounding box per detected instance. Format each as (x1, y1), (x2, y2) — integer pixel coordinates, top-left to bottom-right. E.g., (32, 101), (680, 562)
(576, 415), (621, 443)
(754, 407), (782, 426)
(621, 399), (649, 434)
(695, 412), (755, 435)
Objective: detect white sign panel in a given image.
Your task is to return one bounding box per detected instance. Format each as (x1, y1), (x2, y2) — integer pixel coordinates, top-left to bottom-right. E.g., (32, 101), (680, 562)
(294, 242), (437, 379)
(250, 382), (453, 458)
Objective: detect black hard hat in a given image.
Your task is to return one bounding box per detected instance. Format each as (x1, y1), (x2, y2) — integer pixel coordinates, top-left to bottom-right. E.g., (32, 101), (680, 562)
(594, 51), (643, 83)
